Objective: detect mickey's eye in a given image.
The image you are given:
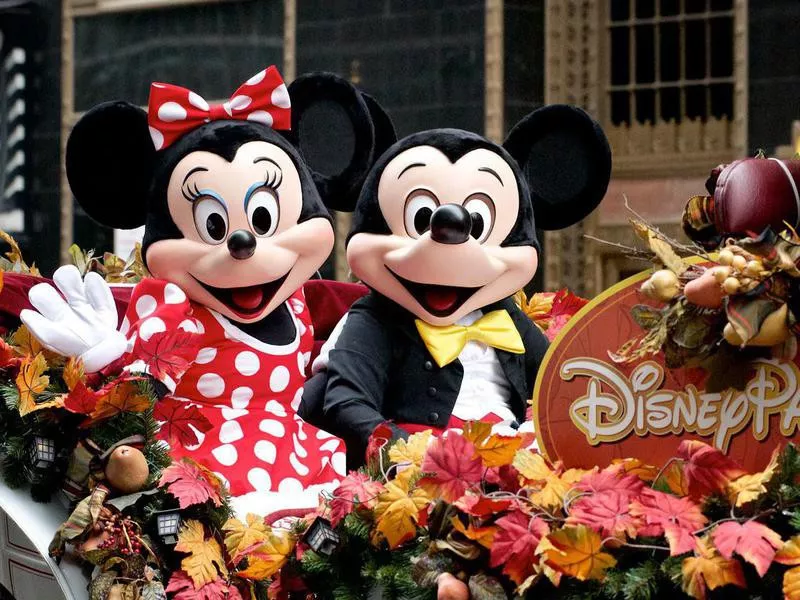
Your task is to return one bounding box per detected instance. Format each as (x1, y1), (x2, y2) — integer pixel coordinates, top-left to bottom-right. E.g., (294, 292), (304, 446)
(247, 189), (280, 237)
(193, 197), (229, 244)
(463, 194), (495, 243)
(403, 190), (439, 238)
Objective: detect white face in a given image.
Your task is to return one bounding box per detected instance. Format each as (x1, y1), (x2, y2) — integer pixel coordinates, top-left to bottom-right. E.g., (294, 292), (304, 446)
(146, 140), (334, 323)
(348, 145), (539, 326)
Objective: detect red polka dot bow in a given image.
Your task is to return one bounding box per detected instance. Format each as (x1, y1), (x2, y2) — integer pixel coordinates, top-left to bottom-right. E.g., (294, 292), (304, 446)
(147, 65), (291, 151)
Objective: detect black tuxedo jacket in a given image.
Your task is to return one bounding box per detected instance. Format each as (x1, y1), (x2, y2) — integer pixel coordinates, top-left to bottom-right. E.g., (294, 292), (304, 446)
(317, 292), (549, 460)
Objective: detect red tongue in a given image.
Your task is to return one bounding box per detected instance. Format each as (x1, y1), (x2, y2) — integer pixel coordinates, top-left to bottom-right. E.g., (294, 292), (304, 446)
(425, 287), (459, 312)
(231, 285), (264, 311)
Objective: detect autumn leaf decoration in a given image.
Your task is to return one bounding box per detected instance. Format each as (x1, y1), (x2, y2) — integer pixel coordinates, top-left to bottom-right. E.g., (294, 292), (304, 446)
(134, 329), (201, 381)
(158, 458), (223, 510)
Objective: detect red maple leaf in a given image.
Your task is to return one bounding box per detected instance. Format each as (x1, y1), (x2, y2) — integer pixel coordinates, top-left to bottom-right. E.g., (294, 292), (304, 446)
(158, 458), (223, 509)
(489, 510), (550, 584)
(567, 490), (641, 539)
(712, 521), (783, 577)
(328, 472), (386, 526)
(454, 494), (514, 518)
(575, 466), (644, 499)
(485, 463), (523, 493)
(545, 289), (589, 341)
(134, 329), (201, 381)
(366, 422), (395, 466)
(62, 381), (99, 414)
(677, 440), (746, 499)
(154, 396), (213, 448)
(629, 489), (707, 555)
(0, 339), (19, 370)
(166, 571), (243, 600)
(418, 433), (483, 503)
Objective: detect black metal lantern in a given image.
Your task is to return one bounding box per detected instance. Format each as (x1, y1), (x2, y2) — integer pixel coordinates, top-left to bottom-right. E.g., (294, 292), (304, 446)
(154, 510), (181, 545)
(303, 517), (340, 557)
(31, 436), (56, 471)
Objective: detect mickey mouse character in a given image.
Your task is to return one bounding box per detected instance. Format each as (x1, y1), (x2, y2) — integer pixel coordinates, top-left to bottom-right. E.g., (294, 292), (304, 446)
(309, 105), (612, 463)
(19, 67), (394, 512)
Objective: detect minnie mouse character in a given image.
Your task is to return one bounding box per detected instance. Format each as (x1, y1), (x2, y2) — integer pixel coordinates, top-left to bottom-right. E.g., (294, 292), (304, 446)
(309, 105), (612, 463)
(19, 67), (394, 512)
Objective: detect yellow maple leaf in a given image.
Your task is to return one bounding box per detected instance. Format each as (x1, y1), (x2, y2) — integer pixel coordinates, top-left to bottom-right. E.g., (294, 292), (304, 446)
(463, 421), (524, 468)
(11, 325), (43, 357)
(82, 380), (150, 427)
(775, 535), (800, 566)
(662, 460), (689, 496)
(15, 353), (60, 416)
(175, 520), (227, 589)
(514, 290), (554, 330)
(388, 429), (432, 467)
(513, 449), (553, 481)
(530, 474), (572, 511)
(373, 476), (430, 549)
(727, 448), (779, 507)
(63, 357), (86, 392)
(543, 525), (616, 581)
(681, 538), (745, 600)
(222, 513), (269, 559)
(784, 566), (800, 600)
(450, 516), (496, 549)
(611, 458), (659, 482)
(534, 537), (563, 588)
(236, 530), (296, 580)
(513, 450), (580, 510)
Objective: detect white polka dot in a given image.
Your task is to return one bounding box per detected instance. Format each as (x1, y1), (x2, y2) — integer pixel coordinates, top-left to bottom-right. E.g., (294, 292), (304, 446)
(296, 419), (307, 441)
(246, 110), (273, 127)
(297, 353), (306, 376)
(222, 102), (233, 116)
(211, 444), (238, 466)
(235, 351), (260, 376)
(195, 320), (205, 334)
(293, 433), (308, 458)
(289, 453), (310, 476)
(259, 419), (285, 437)
(149, 126), (164, 150)
(254, 440), (277, 464)
(229, 95), (252, 111)
(195, 347), (217, 364)
(188, 91), (210, 111)
(158, 101), (188, 122)
(264, 399), (287, 417)
(179, 319), (199, 333)
(164, 283), (187, 304)
(246, 70), (267, 85)
(271, 84), (291, 109)
(120, 316), (130, 335)
(316, 428), (335, 440)
(320, 439), (341, 453)
(248, 467), (272, 491)
(270, 366), (290, 392)
(231, 387), (253, 409)
(135, 294), (157, 318)
(297, 320), (307, 336)
(219, 420), (243, 444)
(222, 407), (248, 420)
(139, 317), (166, 341)
(197, 372), (225, 398)
(290, 298), (304, 314)
(278, 477), (303, 495)
(291, 389), (303, 411)
(332, 452), (346, 476)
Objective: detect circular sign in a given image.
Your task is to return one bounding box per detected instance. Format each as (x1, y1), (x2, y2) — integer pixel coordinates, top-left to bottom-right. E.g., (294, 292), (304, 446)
(533, 271), (800, 471)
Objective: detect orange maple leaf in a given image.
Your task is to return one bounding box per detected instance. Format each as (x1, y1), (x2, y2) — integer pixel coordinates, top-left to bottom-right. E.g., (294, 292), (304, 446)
(542, 525), (616, 581)
(15, 353), (60, 416)
(81, 379), (150, 427)
(681, 537), (746, 600)
(63, 357), (86, 392)
(450, 516), (496, 549)
(462, 420), (523, 468)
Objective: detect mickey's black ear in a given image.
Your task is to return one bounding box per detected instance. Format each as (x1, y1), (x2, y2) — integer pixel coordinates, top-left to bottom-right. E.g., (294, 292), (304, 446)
(288, 73), (395, 212)
(503, 104), (611, 231)
(66, 101), (154, 229)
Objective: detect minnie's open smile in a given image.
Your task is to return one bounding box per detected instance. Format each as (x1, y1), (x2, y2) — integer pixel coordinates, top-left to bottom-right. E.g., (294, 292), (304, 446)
(192, 273), (289, 318)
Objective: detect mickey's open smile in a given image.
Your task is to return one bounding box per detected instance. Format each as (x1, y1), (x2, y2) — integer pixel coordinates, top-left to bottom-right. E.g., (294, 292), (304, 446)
(389, 269), (480, 318)
(193, 273), (289, 318)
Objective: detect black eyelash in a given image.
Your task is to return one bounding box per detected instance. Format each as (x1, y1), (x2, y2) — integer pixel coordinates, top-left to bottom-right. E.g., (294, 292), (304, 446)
(262, 167), (283, 191)
(182, 181), (202, 202)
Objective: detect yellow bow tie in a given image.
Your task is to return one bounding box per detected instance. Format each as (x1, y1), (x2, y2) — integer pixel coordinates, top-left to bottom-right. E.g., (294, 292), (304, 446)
(415, 310), (525, 368)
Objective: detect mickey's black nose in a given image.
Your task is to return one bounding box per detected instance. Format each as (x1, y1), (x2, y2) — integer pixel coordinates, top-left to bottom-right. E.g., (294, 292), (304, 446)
(429, 204), (472, 245)
(227, 229), (257, 260)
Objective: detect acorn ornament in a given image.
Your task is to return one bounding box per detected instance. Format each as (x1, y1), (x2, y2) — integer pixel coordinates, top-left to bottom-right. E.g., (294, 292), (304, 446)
(641, 269), (680, 302)
(105, 445), (149, 494)
(437, 573), (470, 600)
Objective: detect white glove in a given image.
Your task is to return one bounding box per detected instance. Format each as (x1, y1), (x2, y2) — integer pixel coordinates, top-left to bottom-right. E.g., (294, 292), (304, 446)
(20, 265), (129, 373)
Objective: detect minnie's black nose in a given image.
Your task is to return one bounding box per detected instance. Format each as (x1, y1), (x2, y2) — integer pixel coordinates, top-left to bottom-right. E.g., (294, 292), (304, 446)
(429, 204), (472, 245)
(227, 229), (257, 260)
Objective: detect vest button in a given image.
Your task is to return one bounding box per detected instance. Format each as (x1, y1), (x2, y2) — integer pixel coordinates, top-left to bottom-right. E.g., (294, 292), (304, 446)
(428, 411), (439, 423)
(427, 386), (437, 397)
(424, 360), (433, 371)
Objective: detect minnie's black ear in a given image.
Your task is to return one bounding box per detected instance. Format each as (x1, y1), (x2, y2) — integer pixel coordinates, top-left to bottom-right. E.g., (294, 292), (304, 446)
(288, 73), (395, 212)
(66, 101), (155, 229)
(503, 104), (611, 231)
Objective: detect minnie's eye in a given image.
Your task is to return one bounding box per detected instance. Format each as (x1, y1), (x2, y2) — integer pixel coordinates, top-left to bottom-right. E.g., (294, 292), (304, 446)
(193, 197), (229, 244)
(464, 195), (495, 243)
(247, 189), (279, 237)
(403, 191), (439, 238)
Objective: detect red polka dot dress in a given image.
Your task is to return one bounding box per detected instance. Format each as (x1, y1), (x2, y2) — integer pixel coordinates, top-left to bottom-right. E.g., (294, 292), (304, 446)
(122, 279), (346, 497)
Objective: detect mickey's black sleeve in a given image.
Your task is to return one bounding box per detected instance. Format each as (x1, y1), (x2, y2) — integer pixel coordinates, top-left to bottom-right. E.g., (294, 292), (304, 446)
(322, 302), (406, 458)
